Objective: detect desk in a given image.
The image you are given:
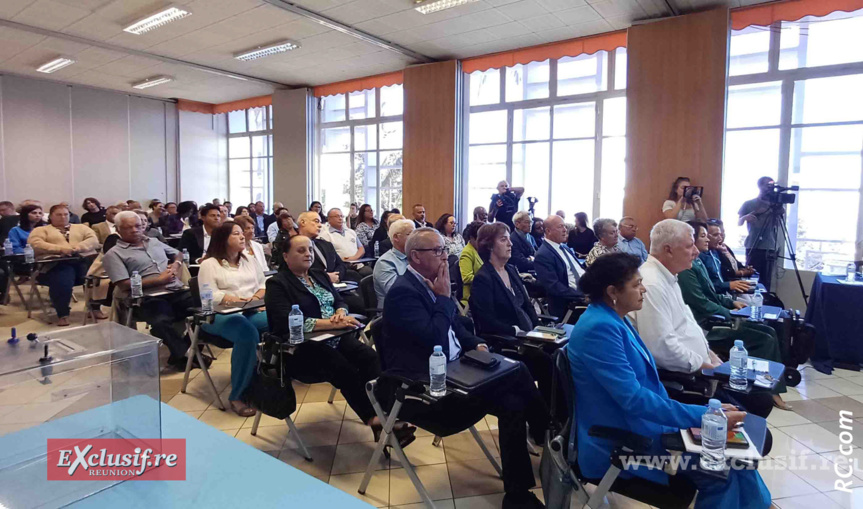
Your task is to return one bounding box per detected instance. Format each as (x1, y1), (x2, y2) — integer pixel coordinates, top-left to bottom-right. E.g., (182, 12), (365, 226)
(807, 273), (863, 372)
(729, 305), (784, 321)
(702, 357), (785, 392)
(334, 281), (359, 294)
(351, 257), (378, 265)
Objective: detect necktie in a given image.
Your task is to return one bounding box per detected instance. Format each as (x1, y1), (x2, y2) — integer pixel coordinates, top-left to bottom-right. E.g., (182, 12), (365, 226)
(312, 241), (327, 270)
(560, 245), (580, 280)
(526, 233), (536, 250)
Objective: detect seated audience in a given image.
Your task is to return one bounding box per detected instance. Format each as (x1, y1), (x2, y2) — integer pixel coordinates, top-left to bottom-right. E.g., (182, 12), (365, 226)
(629, 219), (773, 418)
(309, 200), (326, 222)
(270, 212), (298, 271)
(0, 200), (31, 243)
(198, 221), (269, 416)
(508, 211), (536, 272)
(348, 202), (360, 230)
(568, 252), (770, 509)
(28, 204), (102, 326)
(617, 216), (648, 263)
(663, 176), (708, 221)
(250, 201), (268, 237)
(178, 203), (221, 262)
(267, 235), (415, 444)
(8, 204), (44, 253)
(61, 202), (81, 224)
(234, 206), (250, 218)
(297, 211), (363, 312)
(488, 180), (523, 230)
(148, 200), (164, 228)
(319, 208), (372, 276)
(212, 198), (221, 206)
(556, 210), (576, 235)
(458, 221), (484, 308)
(126, 200), (142, 211)
(370, 210), (393, 255)
(103, 211), (196, 370)
(234, 215), (268, 274)
(0, 201), (15, 217)
(224, 201), (233, 217)
(383, 227), (548, 508)
(530, 217), (545, 248)
(378, 213), (404, 256)
(473, 205), (488, 223)
(535, 215), (585, 320)
(218, 204), (230, 225)
(680, 221), (789, 409)
(266, 207), (288, 243)
(373, 219), (414, 305)
(410, 203), (433, 229)
(81, 198), (106, 226)
(354, 204), (379, 249)
(133, 209), (166, 243)
(435, 213), (465, 257)
(585, 218), (620, 267)
(703, 220), (753, 294)
(566, 212), (597, 258)
(92, 206), (120, 245)
(176, 201), (199, 230)
(710, 219), (755, 281)
(161, 202), (183, 235)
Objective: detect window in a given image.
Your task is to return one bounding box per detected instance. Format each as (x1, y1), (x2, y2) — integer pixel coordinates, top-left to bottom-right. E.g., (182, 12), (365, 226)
(463, 49), (627, 225)
(315, 84), (403, 217)
(723, 9), (863, 271)
(228, 106), (273, 206)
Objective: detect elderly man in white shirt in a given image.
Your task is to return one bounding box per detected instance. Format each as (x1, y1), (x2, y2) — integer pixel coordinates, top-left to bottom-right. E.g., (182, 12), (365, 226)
(319, 207), (372, 276)
(629, 219), (774, 418)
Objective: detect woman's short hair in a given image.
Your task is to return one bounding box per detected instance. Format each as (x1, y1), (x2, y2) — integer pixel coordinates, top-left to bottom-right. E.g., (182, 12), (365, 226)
(18, 204), (43, 231)
(434, 213), (454, 235)
(476, 222), (510, 262)
(687, 220), (708, 238)
(512, 211), (530, 225)
(82, 197), (101, 210)
(204, 221), (243, 263)
(463, 221), (484, 242)
(277, 210), (294, 231)
(48, 203), (69, 216)
(233, 215), (255, 231)
(578, 252), (642, 302)
(593, 218), (617, 237)
(668, 176), (691, 200)
(234, 205), (249, 216)
(149, 199), (162, 210)
(177, 201), (197, 217)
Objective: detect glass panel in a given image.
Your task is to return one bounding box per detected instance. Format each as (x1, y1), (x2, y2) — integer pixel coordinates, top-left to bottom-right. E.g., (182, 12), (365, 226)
(349, 89), (376, 120)
(469, 68), (500, 106)
(729, 27), (770, 76)
(248, 106), (266, 132)
(513, 107), (550, 142)
(779, 9), (863, 70)
(468, 144), (507, 218)
(558, 51), (608, 96)
(790, 125), (863, 191)
(321, 127), (351, 153)
(228, 110), (246, 134)
(354, 152), (378, 210)
(380, 150), (403, 214)
(229, 159), (250, 205)
(228, 137), (250, 158)
(603, 97), (626, 136)
(512, 142), (550, 218)
(321, 94), (346, 122)
(614, 48), (626, 90)
(469, 111), (507, 144)
(727, 81), (782, 129)
(506, 60), (550, 102)
(553, 102), (595, 139)
(792, 74), (863, 124)
(268, 105), (273, 129)
(795, 190), (859, 268)
(252, 158), (266, 188)
(354, 125), (377, 151)
(380, 84), (404, 117)
(320, 153), (351, 211)
(380, 121), (403, 150)
(551, 140), (594, 220)
(251, 135), (268, 158)
(600, 136), (626, 220)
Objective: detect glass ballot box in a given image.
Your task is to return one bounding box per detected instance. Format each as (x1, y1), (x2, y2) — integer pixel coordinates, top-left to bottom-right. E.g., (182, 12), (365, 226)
(0, 322), (161, 508)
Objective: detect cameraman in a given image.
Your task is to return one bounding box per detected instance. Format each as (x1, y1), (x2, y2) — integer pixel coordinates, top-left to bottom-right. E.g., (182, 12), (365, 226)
(488, 180), (524, 230)
(739, 176), (780, 292)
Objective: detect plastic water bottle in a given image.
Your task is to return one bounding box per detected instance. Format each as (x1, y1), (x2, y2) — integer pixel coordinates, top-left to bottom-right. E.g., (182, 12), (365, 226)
(729, 339), (748, 391)
(23, 244), (34, 263)
(848, 263), (858, 283)
(200, 283), (214, 313)
(130, 271), (143, 298)
(700, 399), (727, 471)
(3, 238), (12, 256)
(749, 289), (763, 322)
(182, 248), (190, 265)
(429, 345), (447, 397)
(289, 305), (304, 345)
(374, 241), (379, 257)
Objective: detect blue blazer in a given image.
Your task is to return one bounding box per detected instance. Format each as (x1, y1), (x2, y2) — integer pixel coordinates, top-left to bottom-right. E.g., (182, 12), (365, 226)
(534, 242), (584, 318)
(566, 303), (704, 485)
(509, 231), (535, 272)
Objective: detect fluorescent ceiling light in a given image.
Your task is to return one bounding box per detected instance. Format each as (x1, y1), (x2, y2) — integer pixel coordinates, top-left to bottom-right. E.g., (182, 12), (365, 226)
(36, 56), (75, 73)
(413, 0), (479, 14)
(132, 75), (173, 89)
(124, 5), (191, 35)
(234, 40), (300, 61)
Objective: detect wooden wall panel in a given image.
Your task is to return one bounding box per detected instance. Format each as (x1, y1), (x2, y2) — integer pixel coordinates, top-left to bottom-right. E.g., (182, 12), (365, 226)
(403, 60), (458, 222)
(624, 8), (729, 244)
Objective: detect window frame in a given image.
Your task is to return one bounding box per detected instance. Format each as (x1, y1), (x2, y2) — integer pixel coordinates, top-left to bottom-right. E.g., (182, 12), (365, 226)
(226, 106), (274, 207)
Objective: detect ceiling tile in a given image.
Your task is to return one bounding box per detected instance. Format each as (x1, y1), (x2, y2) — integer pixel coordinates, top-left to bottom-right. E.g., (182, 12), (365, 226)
(288, 0), (355, 10)
(495, 0), (549, 20)
(145, 29), (234, 58)
(554, 5), (602, 25)
(589, 0), (647, 18)
(96, 54), (162, 78)
(74, 46), (127, 66)
(636, 0), (672, 16)
(0, 0), (36, 19)
(520, 13), (566, 31)
(484, 21), (533, 39)
(54, 0), (115, 9)
(12, 0), (92, 31)
(352, 18), (400, 35)
(537, 18), (613, 42)
(61, 14), (125, 42)
(484, 0), (522, 6)
(536, 0), (587, 11)
(35, 36), (90, 55)
(321, 0), (401, 25)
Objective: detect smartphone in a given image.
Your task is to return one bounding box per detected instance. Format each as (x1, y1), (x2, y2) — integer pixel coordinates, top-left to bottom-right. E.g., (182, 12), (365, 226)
(689, 428), (749, 449)
(683, 186), (704, 200)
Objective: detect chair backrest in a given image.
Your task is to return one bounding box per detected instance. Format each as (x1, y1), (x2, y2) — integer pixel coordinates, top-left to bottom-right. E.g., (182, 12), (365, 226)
(448, 254), (463, 302)
(359, 275), (377, 310)
(370, 316), (387, 371)
(188, 276), (201, 306)
(551, 348), (577, 463)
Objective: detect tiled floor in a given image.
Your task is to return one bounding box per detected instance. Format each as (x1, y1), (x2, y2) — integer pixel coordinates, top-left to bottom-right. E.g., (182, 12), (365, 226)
(4, 288), (863, 508)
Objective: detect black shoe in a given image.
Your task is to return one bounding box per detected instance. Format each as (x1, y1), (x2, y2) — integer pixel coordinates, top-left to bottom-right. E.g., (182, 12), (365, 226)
(502, 491), (545, 509)
(168, 355), (212, 371)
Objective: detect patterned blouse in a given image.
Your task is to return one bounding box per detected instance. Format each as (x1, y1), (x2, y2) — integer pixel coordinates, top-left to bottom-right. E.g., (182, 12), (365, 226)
(355, 220), (378, 247)
(296, 275), (348, 346)
(585, 242), (621, 267)
(443, 233), (466, 257)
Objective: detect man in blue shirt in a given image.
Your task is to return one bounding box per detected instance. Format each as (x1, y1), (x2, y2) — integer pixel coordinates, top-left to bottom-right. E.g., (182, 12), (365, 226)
(702, 221), (752, 295)
(616, 216), (648, 264)
(372, 219), (414, 305)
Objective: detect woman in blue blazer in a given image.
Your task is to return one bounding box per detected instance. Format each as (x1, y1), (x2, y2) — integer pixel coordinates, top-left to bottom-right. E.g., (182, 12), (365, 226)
(567, 252), (771, 509)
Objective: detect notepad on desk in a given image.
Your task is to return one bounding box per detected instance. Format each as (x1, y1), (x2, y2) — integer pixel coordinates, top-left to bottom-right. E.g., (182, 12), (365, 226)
(333, 283), (348, 289)
(525, 331), (560, 341)
(747, 358), (769, 372)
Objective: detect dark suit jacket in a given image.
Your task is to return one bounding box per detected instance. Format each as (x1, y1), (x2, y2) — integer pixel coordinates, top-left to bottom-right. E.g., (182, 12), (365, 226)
(311, 238), (347, 280)
(250, 213), (266, 237)
(383, 271), (481, 377)
(534, 242), (584, 318)
(509, 230), (535, 272)
(470, 263), (537, 335)
(266, 268), (346, 338)
(178, 226), (204, 262)
(263, 214), (277, 233)
(412, 220), (433, 229)
(0, 215), (19, 244)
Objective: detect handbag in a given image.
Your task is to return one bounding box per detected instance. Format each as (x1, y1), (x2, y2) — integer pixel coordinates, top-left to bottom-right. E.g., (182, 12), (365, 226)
(539, 437), (574, 509)
(244, 334), (296, 420)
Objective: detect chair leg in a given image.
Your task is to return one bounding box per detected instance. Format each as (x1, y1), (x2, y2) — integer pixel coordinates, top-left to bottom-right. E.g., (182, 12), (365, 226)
(181, 320), (198, 394)
(527, 439), (540, 457)
(250, 411), (263, 435)
(195, 346), (224, 411)
(327, 386), (338, 404)
(469, 425), (502, 478)
(586, 465), (621, 509)
(432, 435), (442, 447)
(284, 415), (313, 461)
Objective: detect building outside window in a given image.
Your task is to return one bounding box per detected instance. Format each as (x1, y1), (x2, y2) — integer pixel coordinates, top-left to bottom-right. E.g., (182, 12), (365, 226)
(227, 105), (273, 207)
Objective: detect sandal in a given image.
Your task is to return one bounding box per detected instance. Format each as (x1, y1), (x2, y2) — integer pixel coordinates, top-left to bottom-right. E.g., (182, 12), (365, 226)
(230, 400), (257, 417)
(773, 395), (793, 411)
(372, 422), (417, 458)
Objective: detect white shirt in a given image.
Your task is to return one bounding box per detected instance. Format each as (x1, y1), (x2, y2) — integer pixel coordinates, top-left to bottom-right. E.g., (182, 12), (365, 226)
(544, 239), (584, 290)
(628, 255), (711, 373)
(246, 239), (268, 274)
(407, 266), (462, 361)
(267, 221), (280, 243)
(320, 225), (361, 259)
(203, 229), (212, 253)
(197, 255), (266, 305)
(108, 222), (117, 235)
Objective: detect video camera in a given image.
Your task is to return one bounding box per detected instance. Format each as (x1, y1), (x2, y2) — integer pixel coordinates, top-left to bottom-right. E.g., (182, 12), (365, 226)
(527, 196), (538, 216)
(764, 184), (799, 205)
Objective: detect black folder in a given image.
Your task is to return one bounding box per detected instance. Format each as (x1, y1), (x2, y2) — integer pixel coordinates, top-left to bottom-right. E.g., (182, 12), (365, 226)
(445, 352), (521, 392)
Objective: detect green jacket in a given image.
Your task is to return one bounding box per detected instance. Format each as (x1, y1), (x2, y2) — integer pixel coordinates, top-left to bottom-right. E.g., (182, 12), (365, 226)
(678, 257), (736, 326)
(458, 242), (483, 308)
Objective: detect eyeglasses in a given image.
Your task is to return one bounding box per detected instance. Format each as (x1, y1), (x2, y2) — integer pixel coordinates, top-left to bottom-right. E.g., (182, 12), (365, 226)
(414, 247), (446, 256)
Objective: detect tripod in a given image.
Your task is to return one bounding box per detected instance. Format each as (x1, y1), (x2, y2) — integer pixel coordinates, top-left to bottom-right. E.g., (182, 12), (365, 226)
(746, 202), (809, 304)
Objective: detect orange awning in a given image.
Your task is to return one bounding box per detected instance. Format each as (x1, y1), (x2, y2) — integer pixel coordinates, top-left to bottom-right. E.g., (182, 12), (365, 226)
(731, 0), (863, 30)
(176, 95), (272, 114)
(313, 71), (404, 98)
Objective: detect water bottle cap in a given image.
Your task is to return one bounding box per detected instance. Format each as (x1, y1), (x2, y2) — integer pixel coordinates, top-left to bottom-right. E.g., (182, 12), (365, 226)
(291, 304), (299, 309)
(433, 345), (443, 352)
(734, 340), (744, 347)
(708, 399), (721, 408)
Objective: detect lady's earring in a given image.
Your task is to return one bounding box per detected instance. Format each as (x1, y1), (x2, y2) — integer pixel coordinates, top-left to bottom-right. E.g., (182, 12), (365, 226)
(613, 298), (617, 307)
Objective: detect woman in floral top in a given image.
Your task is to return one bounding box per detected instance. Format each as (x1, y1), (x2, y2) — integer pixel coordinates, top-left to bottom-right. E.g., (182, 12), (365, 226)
(434, 213), (465, 257)
(353, 204), (379, 249)
(265, 235), (417, 446)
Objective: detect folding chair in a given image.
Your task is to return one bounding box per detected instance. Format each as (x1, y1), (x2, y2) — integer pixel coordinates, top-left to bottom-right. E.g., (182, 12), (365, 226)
(82, 275), (113, 325)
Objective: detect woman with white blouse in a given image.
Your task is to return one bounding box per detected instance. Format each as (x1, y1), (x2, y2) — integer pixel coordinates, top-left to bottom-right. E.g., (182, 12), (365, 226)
(233, 215), (268, 274)
(197, 221), (268, 417)
(435, 213), (465, 257)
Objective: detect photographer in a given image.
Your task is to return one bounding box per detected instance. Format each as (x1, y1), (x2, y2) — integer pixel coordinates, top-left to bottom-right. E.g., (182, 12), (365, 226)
(739, 176), (781, 292)
(488, 180), (524, 230)
(662, 177), (708, 222)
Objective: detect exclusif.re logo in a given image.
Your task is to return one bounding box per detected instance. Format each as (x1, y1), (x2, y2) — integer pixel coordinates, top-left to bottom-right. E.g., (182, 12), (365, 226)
(47, 439), (186, 481)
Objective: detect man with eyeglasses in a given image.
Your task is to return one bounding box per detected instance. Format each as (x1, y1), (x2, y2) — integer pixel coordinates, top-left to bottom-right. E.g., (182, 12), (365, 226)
(617, 216), (648, 264)
(382, 227), (549, 509)
(320, 207), (372, 277)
